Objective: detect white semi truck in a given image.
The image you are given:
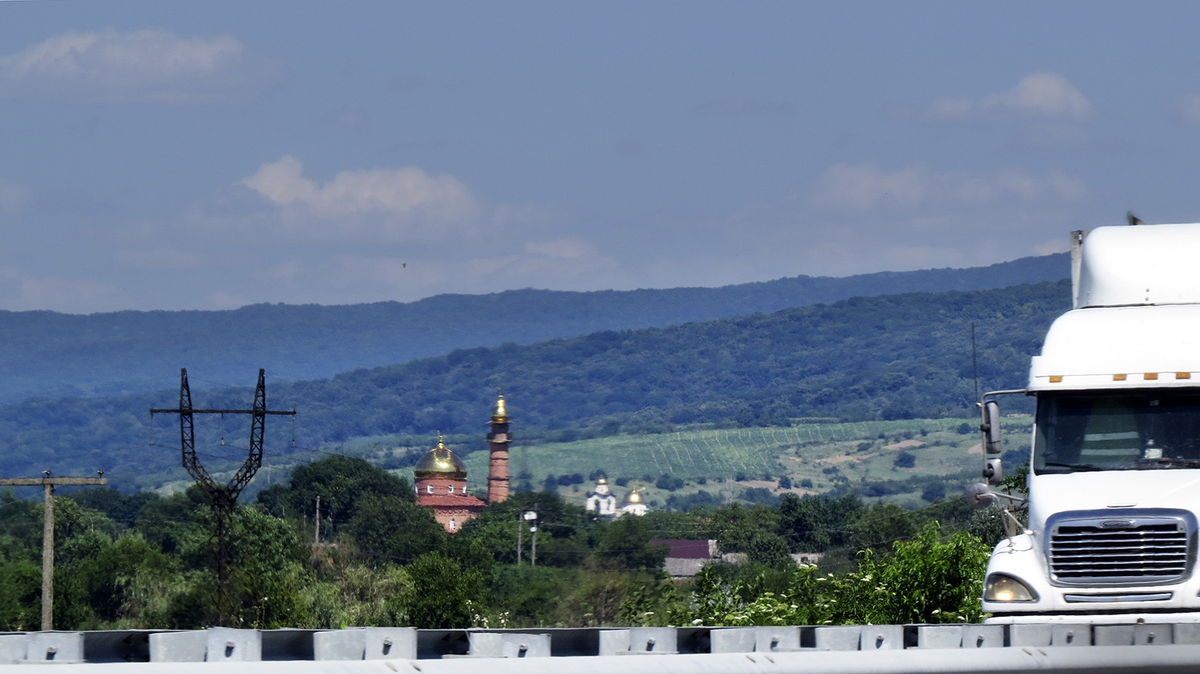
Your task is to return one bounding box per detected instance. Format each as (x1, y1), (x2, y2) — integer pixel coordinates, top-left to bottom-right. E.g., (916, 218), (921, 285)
(978, 222), (1200, 623)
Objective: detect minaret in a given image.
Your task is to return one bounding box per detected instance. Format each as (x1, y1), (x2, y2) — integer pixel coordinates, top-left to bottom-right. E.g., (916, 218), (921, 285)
(486, 394), (511, 503)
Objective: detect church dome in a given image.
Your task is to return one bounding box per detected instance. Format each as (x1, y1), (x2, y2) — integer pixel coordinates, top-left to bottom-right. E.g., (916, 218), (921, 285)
(622, 489), (643, 505)
(414, 437), (467, 478)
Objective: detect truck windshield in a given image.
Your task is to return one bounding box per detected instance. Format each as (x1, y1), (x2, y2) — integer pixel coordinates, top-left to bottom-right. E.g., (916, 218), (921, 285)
(1034, 390), (1200, 474)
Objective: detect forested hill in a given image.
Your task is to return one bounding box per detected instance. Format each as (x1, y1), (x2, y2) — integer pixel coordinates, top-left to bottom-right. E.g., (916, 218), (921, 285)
(0, 279), (1071, 488)
(0, 253), (1066, 405)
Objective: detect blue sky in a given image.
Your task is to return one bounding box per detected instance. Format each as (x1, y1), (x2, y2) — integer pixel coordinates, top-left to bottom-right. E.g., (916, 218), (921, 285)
(2, 1), (1199, 312)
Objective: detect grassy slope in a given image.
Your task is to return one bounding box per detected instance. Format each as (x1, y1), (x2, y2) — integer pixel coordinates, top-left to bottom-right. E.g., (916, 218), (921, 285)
(464, 417), (993, 508)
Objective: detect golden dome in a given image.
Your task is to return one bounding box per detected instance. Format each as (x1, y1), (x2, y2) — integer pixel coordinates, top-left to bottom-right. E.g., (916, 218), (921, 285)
(491, 394), (508, 422)
(598, 477), (607, 485)
(414, 436), (467, 478)
(623, 489), (642, 504)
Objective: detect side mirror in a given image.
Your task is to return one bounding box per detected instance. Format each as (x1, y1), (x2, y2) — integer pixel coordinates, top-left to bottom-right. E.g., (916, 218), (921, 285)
(983, 457), (1004, 485)
(980, 400), (1004, 485)
(966, 482), (997, 510)
(981, 400), (1002, 456)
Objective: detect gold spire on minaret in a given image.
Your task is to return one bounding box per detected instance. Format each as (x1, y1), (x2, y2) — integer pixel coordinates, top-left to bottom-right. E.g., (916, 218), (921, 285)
(491, 394), (508, 422)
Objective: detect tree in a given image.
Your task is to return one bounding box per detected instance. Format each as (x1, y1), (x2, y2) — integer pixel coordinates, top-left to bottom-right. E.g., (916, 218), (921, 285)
(224, 507), (311, 628)
(744, 531), (793, 569)
(850, 503), (917, 552)
(779, 493), (863, 552)
(256, 455), (413, 537)
(710, 502), (780, 554)
(405, 552), (487, 628)
(594, 517), (668, 572)
(856, 523), (989, 624)
(344, 495), (445, 565)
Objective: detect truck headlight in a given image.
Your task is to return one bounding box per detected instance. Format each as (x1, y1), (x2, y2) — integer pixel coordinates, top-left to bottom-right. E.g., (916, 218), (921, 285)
(984, 573), (1039, 602)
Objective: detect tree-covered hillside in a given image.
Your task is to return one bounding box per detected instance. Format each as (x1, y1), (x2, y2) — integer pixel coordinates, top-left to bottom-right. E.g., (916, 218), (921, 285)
(0, 254), (1065, 404)
(0, 280), (1069, 486)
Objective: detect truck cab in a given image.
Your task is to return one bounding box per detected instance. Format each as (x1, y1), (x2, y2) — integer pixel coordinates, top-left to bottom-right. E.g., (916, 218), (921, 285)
(982, 223), (1200, 623)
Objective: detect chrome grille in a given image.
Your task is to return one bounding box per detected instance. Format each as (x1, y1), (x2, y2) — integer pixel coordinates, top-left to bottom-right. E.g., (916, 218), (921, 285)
(1047, 511), (1195, 587)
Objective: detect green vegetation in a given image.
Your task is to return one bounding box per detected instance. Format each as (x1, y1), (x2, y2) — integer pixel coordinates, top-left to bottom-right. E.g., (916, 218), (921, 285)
(467, 417), (999, 511)
(0, 280), (1064, 487)
(0, 456), (999, 630)
(0, 254), (1065, 405)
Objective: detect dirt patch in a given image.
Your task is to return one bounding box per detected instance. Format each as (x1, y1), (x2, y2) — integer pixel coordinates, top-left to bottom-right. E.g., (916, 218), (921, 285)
(882, 439), (926, 451)
(816, 452), (875, 465)
(776, 487), (817, 497)
(740, 480), (777, 489)
(967, 443), (983, 455)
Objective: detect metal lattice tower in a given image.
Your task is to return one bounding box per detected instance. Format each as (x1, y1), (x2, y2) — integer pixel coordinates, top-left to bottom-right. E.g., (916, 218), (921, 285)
(151, 368), (295, 624)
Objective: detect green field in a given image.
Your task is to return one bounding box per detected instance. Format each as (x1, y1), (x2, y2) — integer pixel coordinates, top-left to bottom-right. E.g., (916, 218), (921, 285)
(149, 416), (1030, 510)
(456, 417), (1014, 509)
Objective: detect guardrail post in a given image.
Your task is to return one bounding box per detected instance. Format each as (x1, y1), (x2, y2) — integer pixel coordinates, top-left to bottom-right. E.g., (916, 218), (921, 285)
(503, 633), (551, 658)
(916, 625), (962, 649)
(814, 625), (861, 650)
(314, 630), (366, 660)
(1051, 624), (1091, 647)
(205, 627), (261, 661)
(26, 632), (83, 663)
(468, 632), (503, 658)
(150, 631), (207, 662)
(0, 635), (25, 664)
(1176, 624), (1200, 644)
(961, 624), (1004, 648)
(629, 628), (677, 654)
(1135, 624), (1172, 646)
(710, 628), (755, 654)
(599, 629), (630, 655)
(755, 626), (800, 652)
(366, 627), (417, 659)
(1009, 624), (1052, 647)
(864, 625), (903, 650)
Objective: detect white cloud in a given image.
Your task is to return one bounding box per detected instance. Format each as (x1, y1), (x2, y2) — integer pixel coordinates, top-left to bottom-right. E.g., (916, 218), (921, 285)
(0, 28), (279, 103)
(811, 163), (1086, 212)
(0, 179), (31, 214)
(241, 155), (476, 222)
(930, 73), (1092, 120)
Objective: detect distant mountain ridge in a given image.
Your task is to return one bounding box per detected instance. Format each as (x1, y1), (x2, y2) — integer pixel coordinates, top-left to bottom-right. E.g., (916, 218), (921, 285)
(0, 280), (1070, 489)
(0, 253), (1067, 405)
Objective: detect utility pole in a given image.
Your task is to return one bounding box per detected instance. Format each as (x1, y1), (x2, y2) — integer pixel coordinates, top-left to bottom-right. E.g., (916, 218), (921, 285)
(524, 509), (538, 567)
(151, 368), (294, 624)
(0, 472), (106, 631)
(314, 495), (321, 545)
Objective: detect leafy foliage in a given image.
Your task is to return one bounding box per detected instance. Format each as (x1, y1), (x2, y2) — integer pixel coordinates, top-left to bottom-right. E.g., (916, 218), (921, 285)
(0, 452), (1000, 629)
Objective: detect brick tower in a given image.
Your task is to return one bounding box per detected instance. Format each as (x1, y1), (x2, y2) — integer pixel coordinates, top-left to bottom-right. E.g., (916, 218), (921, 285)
(486, 394), (510, 503)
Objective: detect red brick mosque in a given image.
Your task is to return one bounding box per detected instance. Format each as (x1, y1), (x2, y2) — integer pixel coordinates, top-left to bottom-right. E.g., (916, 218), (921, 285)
(413, 394), (510, 532)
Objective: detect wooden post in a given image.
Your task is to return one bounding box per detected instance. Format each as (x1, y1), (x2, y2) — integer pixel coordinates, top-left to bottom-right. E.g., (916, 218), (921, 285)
(0, 475), (107, 631)
(41, 482), (53, 631)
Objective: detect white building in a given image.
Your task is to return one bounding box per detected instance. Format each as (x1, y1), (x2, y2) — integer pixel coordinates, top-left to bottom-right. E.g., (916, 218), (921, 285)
(620, 488), (648, 517)
(585, 477), (618, 516)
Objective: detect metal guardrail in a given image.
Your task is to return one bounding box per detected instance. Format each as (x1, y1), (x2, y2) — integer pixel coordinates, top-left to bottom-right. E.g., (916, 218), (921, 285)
(1, 623), (1199, 670)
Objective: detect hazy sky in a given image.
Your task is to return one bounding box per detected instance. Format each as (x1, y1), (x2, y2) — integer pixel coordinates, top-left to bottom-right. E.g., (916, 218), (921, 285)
(2, 1), (1199, 313)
